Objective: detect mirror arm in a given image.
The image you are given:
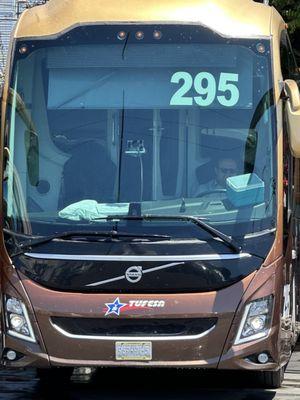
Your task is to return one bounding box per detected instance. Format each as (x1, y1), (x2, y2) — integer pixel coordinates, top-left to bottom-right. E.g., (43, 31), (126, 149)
(280, 88), (289, 102)
(7, 88), (37, 134)
(284, 80), (300, 112)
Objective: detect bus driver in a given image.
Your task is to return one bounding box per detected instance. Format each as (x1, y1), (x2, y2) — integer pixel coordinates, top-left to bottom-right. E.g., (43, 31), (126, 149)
(193, 157), (239, 197)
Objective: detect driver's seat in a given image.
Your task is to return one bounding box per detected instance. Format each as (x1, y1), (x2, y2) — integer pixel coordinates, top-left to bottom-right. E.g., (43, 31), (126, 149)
(59, 141), (116, 209)
(196, 162), (215, 185)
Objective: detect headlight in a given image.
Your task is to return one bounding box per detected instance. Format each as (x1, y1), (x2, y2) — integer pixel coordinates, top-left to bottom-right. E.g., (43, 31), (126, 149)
(234, 295), (273, 345)
(6, 297), (23, 315)
(4, 295), (36, 343)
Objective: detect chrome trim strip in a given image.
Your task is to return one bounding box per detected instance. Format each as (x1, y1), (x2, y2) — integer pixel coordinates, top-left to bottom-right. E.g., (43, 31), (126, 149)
(24, 253), (251, 261)
(86, 262), (184, 287)
(144, 262), (184, 273)
(244, 228), (276, 239)
(87, 275), (126, 286)
(50, 321), (216, 341)
(20, 301), (37, 343)
(234, 303), (251, 345)
(7, 329), (37, 343)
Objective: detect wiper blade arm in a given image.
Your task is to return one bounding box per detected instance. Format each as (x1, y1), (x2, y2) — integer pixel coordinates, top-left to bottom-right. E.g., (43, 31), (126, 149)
(95, 215), (241, 253)
(4, 228), (171, 257)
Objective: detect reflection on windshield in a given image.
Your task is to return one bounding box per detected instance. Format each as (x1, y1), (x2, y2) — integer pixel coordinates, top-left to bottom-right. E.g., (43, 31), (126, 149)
(4, 25), (276, 237)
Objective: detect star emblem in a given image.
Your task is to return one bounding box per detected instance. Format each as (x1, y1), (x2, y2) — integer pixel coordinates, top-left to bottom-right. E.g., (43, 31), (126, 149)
(104, 297), (127, 316)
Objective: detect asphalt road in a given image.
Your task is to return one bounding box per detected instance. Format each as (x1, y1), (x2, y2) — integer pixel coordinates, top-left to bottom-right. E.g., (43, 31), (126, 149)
(0, 345), (300, 400)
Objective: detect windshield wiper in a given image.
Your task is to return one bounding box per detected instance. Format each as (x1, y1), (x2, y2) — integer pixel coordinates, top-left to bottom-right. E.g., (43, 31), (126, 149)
(4, 228), (171, 258)
(93, 215), (241, 253)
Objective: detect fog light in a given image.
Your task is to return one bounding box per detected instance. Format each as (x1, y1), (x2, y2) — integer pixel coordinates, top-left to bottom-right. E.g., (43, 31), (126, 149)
(257, 353), (269, 364)
(6, 350), (17, 361)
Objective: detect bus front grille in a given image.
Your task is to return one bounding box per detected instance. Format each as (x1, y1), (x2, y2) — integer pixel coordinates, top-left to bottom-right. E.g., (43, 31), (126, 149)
(51, 317), (218, 337)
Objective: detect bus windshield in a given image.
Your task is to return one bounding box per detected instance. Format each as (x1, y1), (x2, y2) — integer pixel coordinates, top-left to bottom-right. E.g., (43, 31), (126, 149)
(4, 25), (276, 238)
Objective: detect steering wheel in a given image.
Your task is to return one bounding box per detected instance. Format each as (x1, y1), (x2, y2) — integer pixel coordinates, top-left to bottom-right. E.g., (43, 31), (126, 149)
(196, 189), (227, 198)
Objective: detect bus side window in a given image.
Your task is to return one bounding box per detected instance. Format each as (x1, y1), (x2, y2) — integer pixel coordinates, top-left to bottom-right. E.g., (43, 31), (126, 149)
(281, 31), (296, 236)
(280, 30), (300, 83)
(283, 126), (294, 234)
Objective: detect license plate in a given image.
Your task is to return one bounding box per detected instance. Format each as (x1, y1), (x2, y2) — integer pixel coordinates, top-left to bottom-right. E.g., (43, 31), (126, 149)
(115, 341), (152, 361)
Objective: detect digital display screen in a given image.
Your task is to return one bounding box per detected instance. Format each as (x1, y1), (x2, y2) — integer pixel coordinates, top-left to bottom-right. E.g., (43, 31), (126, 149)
(47, 44), (255, 109)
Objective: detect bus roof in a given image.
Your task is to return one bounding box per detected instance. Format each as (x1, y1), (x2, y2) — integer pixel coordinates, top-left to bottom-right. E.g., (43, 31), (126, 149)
(15, 0), (283, 40)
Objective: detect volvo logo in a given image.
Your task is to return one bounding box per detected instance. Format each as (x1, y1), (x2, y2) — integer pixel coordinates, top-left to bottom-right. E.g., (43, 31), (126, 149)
(125, 266), (143, 283)
(86, 262), (186, 287)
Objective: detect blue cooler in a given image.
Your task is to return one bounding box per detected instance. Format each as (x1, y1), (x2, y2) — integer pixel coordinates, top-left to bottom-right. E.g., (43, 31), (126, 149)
(226, 173), (265, 207)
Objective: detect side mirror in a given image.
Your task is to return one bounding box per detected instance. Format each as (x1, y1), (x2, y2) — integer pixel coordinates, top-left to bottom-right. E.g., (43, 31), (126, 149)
(7, 88), (40, 186)
(25, 129), (39, 186)
(284, 79), (300, 157)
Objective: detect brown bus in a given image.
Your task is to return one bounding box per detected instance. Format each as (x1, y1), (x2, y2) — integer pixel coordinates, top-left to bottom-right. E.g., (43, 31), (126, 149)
(1, 0), (300, 389)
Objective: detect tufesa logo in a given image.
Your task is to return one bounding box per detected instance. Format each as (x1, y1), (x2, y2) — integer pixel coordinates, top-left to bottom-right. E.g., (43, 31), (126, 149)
(104, 297), (165, 316)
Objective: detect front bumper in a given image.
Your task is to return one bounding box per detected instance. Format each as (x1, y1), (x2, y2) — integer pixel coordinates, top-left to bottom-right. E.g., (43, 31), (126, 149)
(2, 327), (278, 370)
(1, 266), (282, 370)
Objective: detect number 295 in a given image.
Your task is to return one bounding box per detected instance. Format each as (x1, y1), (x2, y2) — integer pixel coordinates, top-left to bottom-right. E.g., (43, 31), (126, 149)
(170, 71), (240, 107)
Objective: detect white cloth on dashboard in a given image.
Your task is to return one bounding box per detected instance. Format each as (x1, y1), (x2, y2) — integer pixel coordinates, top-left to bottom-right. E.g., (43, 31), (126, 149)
(58, 200), (129, 221)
